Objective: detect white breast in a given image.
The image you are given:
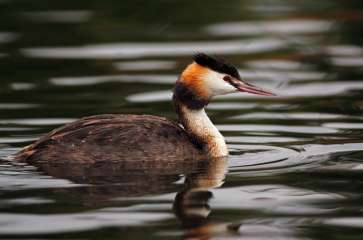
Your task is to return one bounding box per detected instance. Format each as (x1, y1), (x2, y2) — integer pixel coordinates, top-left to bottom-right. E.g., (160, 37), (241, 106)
(181, 105), (228, 157)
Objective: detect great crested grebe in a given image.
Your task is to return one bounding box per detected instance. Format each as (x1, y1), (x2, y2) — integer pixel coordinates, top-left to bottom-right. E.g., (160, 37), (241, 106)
(12, 53), (275, 163)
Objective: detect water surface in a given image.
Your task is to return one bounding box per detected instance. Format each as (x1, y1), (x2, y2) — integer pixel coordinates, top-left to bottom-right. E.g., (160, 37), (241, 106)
(0, 0), (363, 239)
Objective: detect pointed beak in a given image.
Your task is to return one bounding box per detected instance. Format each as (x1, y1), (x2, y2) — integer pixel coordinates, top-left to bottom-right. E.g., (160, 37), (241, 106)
(234, 79), (276, 96)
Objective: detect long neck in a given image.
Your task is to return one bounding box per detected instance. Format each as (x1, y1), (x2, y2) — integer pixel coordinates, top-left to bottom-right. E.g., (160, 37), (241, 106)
(173, 98), (228, 158)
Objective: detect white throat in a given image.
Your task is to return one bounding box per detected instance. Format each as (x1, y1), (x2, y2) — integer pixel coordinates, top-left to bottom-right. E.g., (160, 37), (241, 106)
(179, 105), (228, 157)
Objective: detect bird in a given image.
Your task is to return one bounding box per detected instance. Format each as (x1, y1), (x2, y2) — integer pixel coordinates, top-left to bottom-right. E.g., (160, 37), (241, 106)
(12, 53), (275, 164)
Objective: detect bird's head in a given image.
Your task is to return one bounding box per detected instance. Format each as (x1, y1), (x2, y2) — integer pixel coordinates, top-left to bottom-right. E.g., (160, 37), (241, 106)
(174, 53), (275, 109)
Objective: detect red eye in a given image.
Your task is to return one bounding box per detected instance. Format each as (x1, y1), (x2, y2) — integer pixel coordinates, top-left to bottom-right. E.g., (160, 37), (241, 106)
(223, 76), (231, 82)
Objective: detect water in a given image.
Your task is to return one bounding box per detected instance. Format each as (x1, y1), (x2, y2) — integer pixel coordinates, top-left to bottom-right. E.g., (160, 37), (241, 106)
(1, 0), (363, 239)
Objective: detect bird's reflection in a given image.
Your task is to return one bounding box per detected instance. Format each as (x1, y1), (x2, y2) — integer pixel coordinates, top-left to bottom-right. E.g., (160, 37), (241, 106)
(174, 157), (241, 239)
(32, 157), (239, 238)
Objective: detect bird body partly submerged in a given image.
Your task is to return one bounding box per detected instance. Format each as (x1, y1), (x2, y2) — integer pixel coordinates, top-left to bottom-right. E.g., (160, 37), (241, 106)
(14, 114), (204, 163)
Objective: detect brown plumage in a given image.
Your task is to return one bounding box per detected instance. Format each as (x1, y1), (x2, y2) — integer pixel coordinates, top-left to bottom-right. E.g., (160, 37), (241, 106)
(11, 53), (275, 164)
(14, 114), (204, 163)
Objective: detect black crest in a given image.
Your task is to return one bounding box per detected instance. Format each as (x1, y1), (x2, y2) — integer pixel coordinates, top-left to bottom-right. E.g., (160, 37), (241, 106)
(193, 53), (241, 80)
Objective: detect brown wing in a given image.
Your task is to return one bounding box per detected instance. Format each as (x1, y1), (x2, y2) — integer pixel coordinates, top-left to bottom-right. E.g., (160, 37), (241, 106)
(14, 114), (204, 163)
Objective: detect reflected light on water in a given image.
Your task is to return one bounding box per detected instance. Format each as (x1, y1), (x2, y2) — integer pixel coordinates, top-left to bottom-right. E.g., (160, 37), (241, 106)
(331, 57), (363, 67)
(21, 38), (286, 59)
(114, 60), (176, 71)
(0, 32), (18, 44)
(126, 80), (363, 103)
(50, 74), (176, 86)
(20, 10), (93, 23)
(1, 0), (363, 239)
(206, 19), (333, 36)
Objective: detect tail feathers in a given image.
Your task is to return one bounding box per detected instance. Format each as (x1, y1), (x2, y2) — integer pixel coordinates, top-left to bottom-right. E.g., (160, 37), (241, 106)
(5, 146), (35, 162)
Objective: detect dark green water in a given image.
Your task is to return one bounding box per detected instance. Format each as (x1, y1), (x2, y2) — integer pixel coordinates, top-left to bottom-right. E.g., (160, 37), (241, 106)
(1, 0), (363, 239)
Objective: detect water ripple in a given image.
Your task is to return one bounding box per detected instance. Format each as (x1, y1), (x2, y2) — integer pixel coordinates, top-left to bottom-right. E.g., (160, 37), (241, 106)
(0, 211), (172, 234)
(231, 112), (356, 120)
(126, 81), (363, 103)
(218, 124), (337, 134)
(21, 38), (286, 59)
(227, 142), (363, 174)
(20, 10), (93, 23)
(0, 32), (18, 44)
(50, 74), (176, 86)
(0, 118), (77, 126)
(206, 19), (333, 36)
(113, 60), (176, 71)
